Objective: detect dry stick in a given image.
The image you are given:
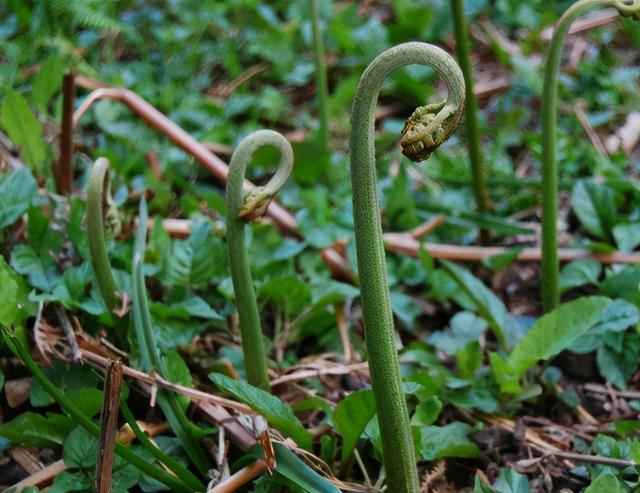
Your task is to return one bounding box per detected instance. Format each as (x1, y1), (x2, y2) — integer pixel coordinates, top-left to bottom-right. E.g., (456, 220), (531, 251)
(94, 359), (123, 493)
(54, 71), (75, 195)
(81, 348), (253, 414)
(72, 87), (296, 232)
(207, 460), (268, 493)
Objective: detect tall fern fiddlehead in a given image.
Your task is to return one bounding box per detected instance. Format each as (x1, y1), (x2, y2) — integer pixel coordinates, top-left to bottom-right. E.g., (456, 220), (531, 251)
(226, 130), (294, 391)
(541, 0), (640, 312)
(87, 158), (128, 345)
(350, 42), (465, 493)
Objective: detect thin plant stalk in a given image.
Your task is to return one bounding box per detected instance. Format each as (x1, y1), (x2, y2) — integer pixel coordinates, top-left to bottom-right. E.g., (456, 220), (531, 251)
(540, 0), (640, 312)
(350, 42), (465, 492)
(226, 130), (294, 391)
(55, 71), (75, 195)
(132, 199), (211, 475)
(450, 0), (491, 244)
(87, 158), (128, 345)
(0, 325), (194, 493)
(312, 0), (330, 152)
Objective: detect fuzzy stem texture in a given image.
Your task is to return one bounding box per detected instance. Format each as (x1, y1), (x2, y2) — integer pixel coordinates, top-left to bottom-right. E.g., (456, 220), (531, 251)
(450, 0), (491, 244)
(226, 130), (294, 391)
(350, 42), (465, 493)
(541, 0), (640, 312)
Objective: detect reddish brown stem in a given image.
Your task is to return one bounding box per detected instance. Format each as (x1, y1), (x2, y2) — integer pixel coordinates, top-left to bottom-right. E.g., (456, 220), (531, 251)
(55, 71), (75, 195)
(73, 87), (296, 232)
(94, 359), (123, 493)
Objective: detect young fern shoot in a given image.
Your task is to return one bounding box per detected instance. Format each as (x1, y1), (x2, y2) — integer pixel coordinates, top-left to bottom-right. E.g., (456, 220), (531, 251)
(350, 42), (465, 493)
(87, 158), (128, 345)
(541, 0), (640, 312)
(226, 130), (294, 391)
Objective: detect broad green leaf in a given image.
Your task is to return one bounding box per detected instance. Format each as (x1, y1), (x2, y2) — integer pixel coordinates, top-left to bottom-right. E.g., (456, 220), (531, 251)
(0, 89), (47, 171)
(490, 352), (522, 395)
(410, 396), (443, 426)
(613, 223), (640, 253)
(600, 265), (640, 308)
(428, 311), (488, 355)
(596, 332), (640, 390)
(151, 296), (223, 321)
(571, 179), (615, 241)
(48, 471), (92, 493)
(508, 297), (611, 377)
(11, 244), (59, 292)
(333, 389), (375, 461)
(0, 168), (38, 229)
(0, 256), (33, 327)
(492, 468), (530, 493)
(0, 412), (73, 446)
(32, 55), (64, 113)
(209, 373), (312, 450)
(63, 426), (98, 469)
(440, 260), (508, 349)
(420, 421), (481, 460)
(590, 299), (640, 334)
(164, 349), (193, 410)
(584, 473), (623, 493)
(259, 275), (312, 316)
(164, 218), (226, 287)
(559, 259), (602, 294)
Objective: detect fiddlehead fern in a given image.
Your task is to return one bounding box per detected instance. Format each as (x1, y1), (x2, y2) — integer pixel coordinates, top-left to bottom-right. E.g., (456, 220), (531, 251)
(541, 0), (640, 312)
(226, 130), (294, 391)
(350, 42), (465, 493)
(87, 158), (127, 344)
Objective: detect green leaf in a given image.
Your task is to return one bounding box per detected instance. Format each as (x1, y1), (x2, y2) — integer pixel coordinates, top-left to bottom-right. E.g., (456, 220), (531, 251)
(420, 422), (481, 460)
(508, 297), (611, 377)
(48, 470), (92, 493)
(333, 389), (375, 462)
(440, 260), (508, 349)
(584, 473), (623, 493)
(0, 89), (47, 171)
(559, 259), (602, 294)
(11, 244), (59, 292)
(492, 468), (530, 493)
(63, 426), (99, 469)
(613, 223), (640, 253)
(0, 168), (38, 229)
(428, 311), (488, 355)
(490, 352), (522, 395)
(411, 396), (443, 427)
(258, 275), (312, 316)
(0, 412), (73, 446)
(482, 247), (523, 271)
(209, 373), (312, 450)
(596, 332), (640, 390)
(571, 179), (615, 241)
(0, 256), (33, 327)
(591, 299), (640, 334)
(164, 218), (226, 287)
(32, 55), (64, 113)
(600, 265), (640, 308)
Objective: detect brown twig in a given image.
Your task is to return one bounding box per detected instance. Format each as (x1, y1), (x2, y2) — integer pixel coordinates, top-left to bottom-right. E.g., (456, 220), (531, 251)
(207, 460), (268, 493)
(54, 71), (75, 195)
(94, 359), (123, 493)
(81, 348), (253, 414)
(72, 86), (296, 232)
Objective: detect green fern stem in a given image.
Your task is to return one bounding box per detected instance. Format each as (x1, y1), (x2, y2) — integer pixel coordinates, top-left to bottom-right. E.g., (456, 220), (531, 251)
(132, 199), (211, 475)
(350, 42), (465, 493)
(541, 0), (640, 312)
(450, 0), (491, 243)
(86, 158), (128, 345)
(226, 130), (294, 391)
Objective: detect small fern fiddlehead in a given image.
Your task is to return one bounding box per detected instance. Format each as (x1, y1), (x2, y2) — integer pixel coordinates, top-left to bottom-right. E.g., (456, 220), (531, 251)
(226, 130), (294, 391)
(350, 42), (465, 493)
(541, 0), (640, 312)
